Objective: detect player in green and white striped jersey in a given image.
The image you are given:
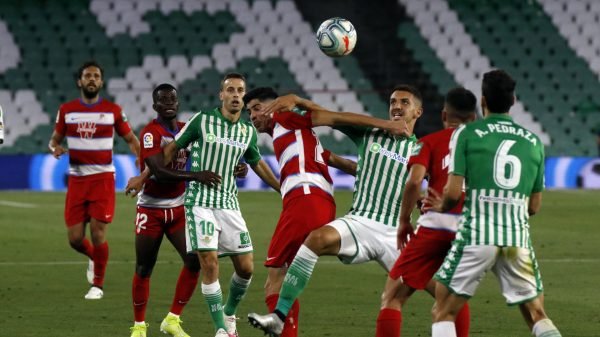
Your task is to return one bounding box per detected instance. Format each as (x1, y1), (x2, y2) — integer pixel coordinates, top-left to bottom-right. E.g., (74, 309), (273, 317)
(427, 70), (562, 337)
(247, 85), (422, 335)
(162, 73), (280, 337)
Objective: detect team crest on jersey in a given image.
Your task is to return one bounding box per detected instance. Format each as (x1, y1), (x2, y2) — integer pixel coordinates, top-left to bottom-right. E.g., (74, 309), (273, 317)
(77, 121), (97, 139)
(411, 142), (423, 155)
(206, 133), (216, 143)
(240, 124), (247, 136)
(121, 111), (128, 122)
(143, 133), (153, 148)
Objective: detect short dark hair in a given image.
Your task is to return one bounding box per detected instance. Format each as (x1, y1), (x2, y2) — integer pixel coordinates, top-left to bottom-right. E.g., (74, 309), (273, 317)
(77, 60), (103, 80)
(152, 83), (177, 102)
(445, 87), (477, 121)
(482, 69), (516, 113)
(220, 72), (246, 90)
(391, 84), (422, 105)
(243, 87), (279, 106)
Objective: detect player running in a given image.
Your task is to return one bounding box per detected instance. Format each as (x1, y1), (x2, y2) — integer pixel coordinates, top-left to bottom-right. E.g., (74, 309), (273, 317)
(160, 73), (279, 337)
(248, 85), (422, 336)
(48, 61), (140, 300)
(243, 87), (406, 337)
(375, 87), (476, 337)
(427, 70), (562, 337)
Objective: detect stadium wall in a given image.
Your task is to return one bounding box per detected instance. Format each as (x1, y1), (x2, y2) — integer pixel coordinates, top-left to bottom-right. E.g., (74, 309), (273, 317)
(1, 155), (599, 191)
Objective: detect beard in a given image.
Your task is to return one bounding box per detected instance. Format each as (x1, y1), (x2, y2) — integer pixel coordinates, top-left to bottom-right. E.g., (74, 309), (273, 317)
(81, 85), (99, 99)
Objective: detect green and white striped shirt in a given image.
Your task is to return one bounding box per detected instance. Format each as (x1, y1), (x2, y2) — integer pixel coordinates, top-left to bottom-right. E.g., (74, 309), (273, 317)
(339, 126), (416, 227)
(450, 114), (544, 248)
(175, 108), (261, 210)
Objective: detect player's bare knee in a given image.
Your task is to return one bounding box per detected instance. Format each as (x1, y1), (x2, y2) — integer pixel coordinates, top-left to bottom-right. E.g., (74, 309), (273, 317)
(304, 228), (334, 254)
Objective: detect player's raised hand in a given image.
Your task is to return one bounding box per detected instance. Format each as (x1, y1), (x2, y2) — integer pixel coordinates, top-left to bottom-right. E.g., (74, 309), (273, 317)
(263, 94), (298, 116)
(422, 188), (443, 213)
(125, 175), (145, 198)
(397, 221), (414, 251)
(194, 171), (222, 188)
(234, 163), (249, 178)
(385, 119), (410, 137)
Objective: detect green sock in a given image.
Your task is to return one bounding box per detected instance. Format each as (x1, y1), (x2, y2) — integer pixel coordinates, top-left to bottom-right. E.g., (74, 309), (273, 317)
(224, 273), (251, 316)
(276, 245), (318, 316)
(201, 281), (226, 331)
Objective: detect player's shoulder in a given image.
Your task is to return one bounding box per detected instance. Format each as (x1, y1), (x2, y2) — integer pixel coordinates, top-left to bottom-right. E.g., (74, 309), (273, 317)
(59, 98), (82, 111)
(140, 119), (159, 134)
(98, 97), (121, 111)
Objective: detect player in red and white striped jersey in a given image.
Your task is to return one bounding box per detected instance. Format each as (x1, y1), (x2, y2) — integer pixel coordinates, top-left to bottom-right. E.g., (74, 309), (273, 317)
(48, 61), (140, 300)
(244, 87), (407, 337)
(375, 87), (477, 337)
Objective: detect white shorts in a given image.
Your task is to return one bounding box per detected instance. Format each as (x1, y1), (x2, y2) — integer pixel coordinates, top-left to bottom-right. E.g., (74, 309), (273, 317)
(184, 206), (253, 257)
(416, 211), (461, 232)
(435, 237), (544, 305)
(327, 215), (399, 272)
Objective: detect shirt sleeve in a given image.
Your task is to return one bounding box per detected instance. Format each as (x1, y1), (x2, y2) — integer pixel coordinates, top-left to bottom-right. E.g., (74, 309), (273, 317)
(175, 112), (202, 149)
(114, 108), (133, 136)
(408, 138), (431, 170)
(54, 107), (66, 136)
(243, 125), (262, 166)
(140, 126), (162, 161)
(448, 125), (467, 177)
(532, 142), (545, 193)
(335, 125), (368, 147)
(274, 110), (313, 129)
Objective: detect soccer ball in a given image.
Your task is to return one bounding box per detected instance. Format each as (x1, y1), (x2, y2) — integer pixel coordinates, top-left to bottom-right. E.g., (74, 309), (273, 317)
(316, 17), (357, 57)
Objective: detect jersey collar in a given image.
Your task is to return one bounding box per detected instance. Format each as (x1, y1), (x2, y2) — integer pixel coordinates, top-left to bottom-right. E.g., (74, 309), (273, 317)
(484, 113), (512, 121)
(213, 107), (242, 126)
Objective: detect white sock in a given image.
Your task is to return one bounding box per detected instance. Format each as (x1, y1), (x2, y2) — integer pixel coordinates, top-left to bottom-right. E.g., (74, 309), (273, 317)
(296, 245), (319, 263)
(532, 318), (562, 337)
(232, 272), (251, 286)
(432, 321), (457, 337)
(202, 280), (221, 294)
(134, 321), (145, 326)
(167, 312), (179, 318)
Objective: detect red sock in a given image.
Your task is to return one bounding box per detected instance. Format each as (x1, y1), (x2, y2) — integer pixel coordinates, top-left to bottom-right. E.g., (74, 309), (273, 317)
(455, 302), (470, 337)
(92, 242), (109, 287)
(376, 308), (402, 337)
(169, 267), (200, 315)
(132, 274), (150, 322)
(265, 294), (299, 337)
(73, 238), (94, 259)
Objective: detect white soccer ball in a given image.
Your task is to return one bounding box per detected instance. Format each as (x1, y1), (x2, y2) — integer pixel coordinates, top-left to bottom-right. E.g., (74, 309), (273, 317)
(316, 17), (357, 57)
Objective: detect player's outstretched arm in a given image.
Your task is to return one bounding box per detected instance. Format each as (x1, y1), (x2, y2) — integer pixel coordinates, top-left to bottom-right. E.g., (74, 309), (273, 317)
(311, 109), (409, 137)
(262, 94), (326, 116)
(48, 130), (67, 158)
(251, 159), (280, 193)
(145, 151), (221, 187)
(326, 152), (357, 176)
(398, 164), (427, 250)
(528, 192), (542, 216)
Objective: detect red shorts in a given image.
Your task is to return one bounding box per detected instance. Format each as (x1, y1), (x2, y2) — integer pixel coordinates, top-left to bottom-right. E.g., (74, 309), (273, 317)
(389, 227), (456, 289)
(135, 205), (185, 239)
(64, 173), (115, 227)
(265, 193), (336, 268)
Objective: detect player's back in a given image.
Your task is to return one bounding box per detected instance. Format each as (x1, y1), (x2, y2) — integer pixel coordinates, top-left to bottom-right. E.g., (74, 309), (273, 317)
(272, 110), (333, 201)
(452, 114), (544, 248)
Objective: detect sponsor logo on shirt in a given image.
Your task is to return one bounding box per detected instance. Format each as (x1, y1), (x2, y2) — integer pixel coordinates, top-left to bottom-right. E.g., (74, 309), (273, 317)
(206, 133), (247, 149)
(77, 121), (97, 139)
(369, 142), (408, 164)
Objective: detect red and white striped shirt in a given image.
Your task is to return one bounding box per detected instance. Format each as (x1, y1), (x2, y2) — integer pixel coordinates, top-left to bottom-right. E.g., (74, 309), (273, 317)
(270, 110), (333, 201)
(54, 98), (132, 176)
(137, 119), (188, 208)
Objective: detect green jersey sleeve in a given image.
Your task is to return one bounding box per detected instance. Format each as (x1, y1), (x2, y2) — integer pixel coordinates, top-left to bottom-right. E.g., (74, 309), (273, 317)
(449, 124), (468, 177)
(532, 142), (545, 193)
(335, 125), (368, 147)
(175, 112), (202, 149)
(243, 125), (261, 166)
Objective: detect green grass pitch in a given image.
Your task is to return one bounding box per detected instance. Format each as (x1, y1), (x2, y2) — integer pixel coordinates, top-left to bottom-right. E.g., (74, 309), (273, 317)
(0, 190), (598, 336)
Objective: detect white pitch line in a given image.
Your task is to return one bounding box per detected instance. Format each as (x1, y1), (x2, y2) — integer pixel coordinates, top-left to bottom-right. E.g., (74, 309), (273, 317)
(0, 258), (598, 267)
(0, 200), (38, 208)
